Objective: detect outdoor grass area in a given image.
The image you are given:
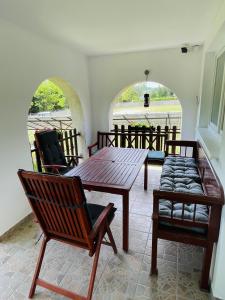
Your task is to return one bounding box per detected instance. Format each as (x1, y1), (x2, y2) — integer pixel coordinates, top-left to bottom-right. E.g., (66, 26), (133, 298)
(113, 103), (182, 114)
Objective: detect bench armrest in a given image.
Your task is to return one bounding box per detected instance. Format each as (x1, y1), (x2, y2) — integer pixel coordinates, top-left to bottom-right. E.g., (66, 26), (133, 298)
(153, 189), (223, 206)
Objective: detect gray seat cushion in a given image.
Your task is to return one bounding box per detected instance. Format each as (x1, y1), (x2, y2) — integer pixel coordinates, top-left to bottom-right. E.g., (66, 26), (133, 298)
(159, 200), (208, 223)
(159, 200), (208, 234)
(161, 165), (200, 182)
(164, 156), (197, 168)
(160, 177), (203, 194)
(158, 157), (208, 234)
(148, 150), (165, 161)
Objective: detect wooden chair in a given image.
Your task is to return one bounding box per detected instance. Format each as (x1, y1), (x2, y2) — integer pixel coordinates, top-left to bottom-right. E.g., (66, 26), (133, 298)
(18, 170), (117, 300)
(88, 131), (167, 164)
(34, 129), (81, 174)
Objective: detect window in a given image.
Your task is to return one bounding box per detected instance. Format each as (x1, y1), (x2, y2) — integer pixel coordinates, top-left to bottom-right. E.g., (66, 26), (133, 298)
(211, 50), (225, 131)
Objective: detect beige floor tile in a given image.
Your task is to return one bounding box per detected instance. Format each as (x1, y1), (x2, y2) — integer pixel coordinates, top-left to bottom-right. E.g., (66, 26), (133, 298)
(0, 167), (211, 300)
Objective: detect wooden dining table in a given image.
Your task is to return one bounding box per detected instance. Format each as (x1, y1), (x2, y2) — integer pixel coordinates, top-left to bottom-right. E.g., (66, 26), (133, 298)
(65, 147), (148, 252)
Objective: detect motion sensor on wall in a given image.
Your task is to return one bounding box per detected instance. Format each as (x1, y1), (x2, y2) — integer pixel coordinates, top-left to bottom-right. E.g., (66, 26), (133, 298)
(181, 47), (188, 53)
(181, 44), (201, 54)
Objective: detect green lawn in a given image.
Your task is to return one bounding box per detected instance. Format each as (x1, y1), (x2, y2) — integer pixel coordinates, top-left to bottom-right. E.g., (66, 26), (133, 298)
(113, 104), (182, 114)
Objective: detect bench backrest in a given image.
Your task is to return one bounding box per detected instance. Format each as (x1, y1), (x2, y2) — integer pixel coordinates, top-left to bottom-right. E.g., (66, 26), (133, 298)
(165, 140), (198, 158)
(165, 139), (224, 203)
(197, 142), (224, 202)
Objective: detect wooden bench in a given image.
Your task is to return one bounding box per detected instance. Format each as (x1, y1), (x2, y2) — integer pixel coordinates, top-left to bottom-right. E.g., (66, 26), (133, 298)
(88, 131), (168, 164)
(151, 140), (224, 290)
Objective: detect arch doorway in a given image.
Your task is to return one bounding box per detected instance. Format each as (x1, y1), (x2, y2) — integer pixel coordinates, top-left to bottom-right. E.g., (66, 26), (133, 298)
(27, 77), (85, 170)
(109, 81), (182, 135)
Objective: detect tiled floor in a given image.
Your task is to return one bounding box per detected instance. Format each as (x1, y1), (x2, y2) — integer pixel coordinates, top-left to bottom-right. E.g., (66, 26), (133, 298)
(0, 166), (211, 299)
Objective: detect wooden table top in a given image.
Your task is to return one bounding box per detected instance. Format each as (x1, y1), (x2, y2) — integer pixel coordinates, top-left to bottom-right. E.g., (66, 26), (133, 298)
(65, 147), (148, 193)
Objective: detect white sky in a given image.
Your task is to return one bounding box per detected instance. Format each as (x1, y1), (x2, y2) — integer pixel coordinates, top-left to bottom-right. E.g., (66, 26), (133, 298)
(134, 81), (163, 89)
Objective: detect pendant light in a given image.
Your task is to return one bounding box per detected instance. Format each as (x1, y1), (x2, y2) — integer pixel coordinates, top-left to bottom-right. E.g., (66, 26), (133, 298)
(144, 69), (150, 107)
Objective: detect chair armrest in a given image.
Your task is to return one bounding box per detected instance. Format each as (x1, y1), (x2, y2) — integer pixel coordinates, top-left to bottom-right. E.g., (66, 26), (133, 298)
(89, 203), (114, 240)
(43, 164), (68, 174)
(64, 155), (83, 166)
(153, 189), (223, 206)
(64, 155), (83, 159)
(88, 142), (98, 157)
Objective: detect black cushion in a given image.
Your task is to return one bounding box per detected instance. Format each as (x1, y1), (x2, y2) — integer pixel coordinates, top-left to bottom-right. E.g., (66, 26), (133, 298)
(37, 130), (67, 166)
(86, 203), (116, 226)
(70, 176), (117, 228)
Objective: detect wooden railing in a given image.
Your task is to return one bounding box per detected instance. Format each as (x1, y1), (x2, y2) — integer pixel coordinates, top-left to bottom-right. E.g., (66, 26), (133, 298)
(96, 131), (167, 151)
(112, 124), (180, 139)
(111, 124), (180, 151)
(30, 128), (81, 172)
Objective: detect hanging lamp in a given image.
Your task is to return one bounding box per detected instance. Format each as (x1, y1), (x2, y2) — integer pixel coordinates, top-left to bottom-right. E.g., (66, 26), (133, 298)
(144, 69), (150, 107)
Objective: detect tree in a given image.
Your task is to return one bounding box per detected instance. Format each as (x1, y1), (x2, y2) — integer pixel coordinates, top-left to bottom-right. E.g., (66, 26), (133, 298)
(114, 83), (177, 104)
(116, 86), (141, 102)
(29, 80), (69, 113)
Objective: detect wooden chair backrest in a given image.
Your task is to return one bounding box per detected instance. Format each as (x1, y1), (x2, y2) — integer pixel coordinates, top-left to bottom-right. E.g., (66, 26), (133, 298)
(18, 170), (93, 249)
(34, 129), (67, 169)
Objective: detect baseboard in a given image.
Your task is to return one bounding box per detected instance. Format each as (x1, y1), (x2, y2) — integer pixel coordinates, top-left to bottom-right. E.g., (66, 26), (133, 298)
(210, 292), (222, 300)
(0, 213), (33, 241)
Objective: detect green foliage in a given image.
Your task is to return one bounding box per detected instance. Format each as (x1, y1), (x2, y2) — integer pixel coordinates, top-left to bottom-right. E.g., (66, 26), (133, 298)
(116, 86), (140, 102)
(29, 80), (69, 113)
(130, 121), (150, 127)
(149, 96), (177, 101)
(151, 86), (175, 98)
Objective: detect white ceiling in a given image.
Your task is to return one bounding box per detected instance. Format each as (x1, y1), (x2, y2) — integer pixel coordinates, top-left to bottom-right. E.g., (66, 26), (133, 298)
(0, 0), (223, 55)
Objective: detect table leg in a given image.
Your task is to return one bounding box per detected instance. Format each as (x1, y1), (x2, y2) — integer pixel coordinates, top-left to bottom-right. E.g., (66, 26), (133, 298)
(144, 158), (148, 190)
(122, 192), (129, 252)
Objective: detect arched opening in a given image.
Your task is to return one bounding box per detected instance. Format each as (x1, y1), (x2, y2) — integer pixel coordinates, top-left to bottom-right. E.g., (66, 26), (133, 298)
(110, 81), (182, 132)
(27, 77), (85, 170)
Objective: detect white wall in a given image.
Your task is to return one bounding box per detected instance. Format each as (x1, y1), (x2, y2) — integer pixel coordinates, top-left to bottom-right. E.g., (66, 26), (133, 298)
(89, 47), (203, 141)
(0, 18), (91, 236)
(197, 2), (225, 299)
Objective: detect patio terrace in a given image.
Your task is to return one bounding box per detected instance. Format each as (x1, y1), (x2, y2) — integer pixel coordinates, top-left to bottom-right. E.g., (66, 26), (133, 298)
(0, 166), (209, 300)
(1, 1), (225, 299)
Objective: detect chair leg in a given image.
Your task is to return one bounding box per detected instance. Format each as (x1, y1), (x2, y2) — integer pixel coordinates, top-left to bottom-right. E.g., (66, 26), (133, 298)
(87, 230), (104, 300)
(150, 235), (158, 275)
(106, 223), (117, 254)
(29, 236), (48, 298)
(200, 243), (213, 290)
